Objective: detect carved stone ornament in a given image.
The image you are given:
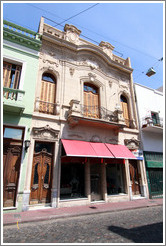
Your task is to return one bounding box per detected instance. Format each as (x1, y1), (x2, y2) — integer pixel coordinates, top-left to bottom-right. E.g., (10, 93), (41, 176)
(64, 24), (81, 44)
(64, 24), (81, 35)
(99, 41), (115, 50)
(99, 41), (115, 59)
(88, 73), (96, 82)
(32, 125), (59, 140)
(124, 137), (140, 149)
(69, 67), (75, 76)
(90, 135), (102, 143)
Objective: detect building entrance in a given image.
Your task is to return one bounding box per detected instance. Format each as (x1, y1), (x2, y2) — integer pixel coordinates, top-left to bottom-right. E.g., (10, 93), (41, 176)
(90, 162), (102, 201)
(30, 142), (53, 205)
(129, 160), (141, 195)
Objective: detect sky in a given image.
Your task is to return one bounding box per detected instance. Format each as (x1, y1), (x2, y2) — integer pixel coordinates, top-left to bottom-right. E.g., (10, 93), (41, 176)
(2, 1), (164, 90)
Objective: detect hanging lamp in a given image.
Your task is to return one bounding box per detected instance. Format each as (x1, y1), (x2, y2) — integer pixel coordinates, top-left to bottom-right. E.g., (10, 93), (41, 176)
(146, 67), (156, 77)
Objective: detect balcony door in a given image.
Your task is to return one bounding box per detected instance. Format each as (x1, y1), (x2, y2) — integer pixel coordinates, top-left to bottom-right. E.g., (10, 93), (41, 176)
(84, 83), (99, 118)
(120, 95), (130, 127)
(39, 73), (56, 114)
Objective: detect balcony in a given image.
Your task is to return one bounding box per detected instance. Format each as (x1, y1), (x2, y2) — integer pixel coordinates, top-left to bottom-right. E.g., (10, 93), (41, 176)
(142, 116), (163, 133)
(67, 100), (128, 132)
(3, 87), (25, 114)
(34, 98), (60, 115)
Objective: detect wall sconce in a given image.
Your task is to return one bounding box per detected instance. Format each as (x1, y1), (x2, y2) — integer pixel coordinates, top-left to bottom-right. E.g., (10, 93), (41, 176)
(25, 140), (30, 150)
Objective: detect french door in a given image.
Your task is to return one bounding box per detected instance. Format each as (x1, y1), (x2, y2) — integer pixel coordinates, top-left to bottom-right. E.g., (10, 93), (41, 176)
(84, 83), (99, 118)
(30, 142), (53, 204)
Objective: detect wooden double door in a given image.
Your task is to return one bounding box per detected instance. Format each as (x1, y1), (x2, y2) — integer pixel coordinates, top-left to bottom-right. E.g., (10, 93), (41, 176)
(30, 142), (54, 205)
(129, 160), (141, 195)
(3, 140), (22, 207)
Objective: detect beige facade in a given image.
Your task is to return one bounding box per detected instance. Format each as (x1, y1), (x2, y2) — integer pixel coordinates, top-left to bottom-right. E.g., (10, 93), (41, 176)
(23, 17), (148, 211)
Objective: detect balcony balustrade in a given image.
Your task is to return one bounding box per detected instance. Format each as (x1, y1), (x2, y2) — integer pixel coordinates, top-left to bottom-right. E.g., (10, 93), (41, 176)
(3, 87), (25, 113)
(34, 98), (60, 115)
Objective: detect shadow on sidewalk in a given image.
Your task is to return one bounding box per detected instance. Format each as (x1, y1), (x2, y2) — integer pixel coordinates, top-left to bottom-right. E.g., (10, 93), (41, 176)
(108, 222), (163, 243)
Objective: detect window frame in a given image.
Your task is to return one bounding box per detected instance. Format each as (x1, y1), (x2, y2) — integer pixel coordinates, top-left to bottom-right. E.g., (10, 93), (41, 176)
(3, 56), (26, 91)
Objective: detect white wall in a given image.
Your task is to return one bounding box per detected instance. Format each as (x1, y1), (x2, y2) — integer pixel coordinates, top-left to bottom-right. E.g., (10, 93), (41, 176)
(134, 83), (163, 121)
(134, 83), (163, 153)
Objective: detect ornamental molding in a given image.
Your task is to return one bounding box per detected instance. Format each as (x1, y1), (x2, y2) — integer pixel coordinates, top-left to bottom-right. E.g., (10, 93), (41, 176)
(64, 24), (81, 44)
(32, 125), (59, 141)
(124, 137), (140, 149)
(90, 135), (102, 143)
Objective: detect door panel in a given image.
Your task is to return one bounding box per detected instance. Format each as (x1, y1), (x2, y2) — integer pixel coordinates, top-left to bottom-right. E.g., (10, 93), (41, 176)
(3, 142), (22, 207)
(30, 145), (53, 205)
(129, 161), (140, 195)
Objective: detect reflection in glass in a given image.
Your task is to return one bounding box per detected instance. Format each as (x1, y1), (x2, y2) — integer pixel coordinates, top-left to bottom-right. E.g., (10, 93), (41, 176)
(4, 128), (23, 140)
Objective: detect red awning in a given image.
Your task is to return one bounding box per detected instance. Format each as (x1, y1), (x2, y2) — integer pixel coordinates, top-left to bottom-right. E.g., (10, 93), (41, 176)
(90, 142), (114, 158)
(105, 143), (136, 159)
(61, 139), (114, 158)
(61, 139), (96, 157)
(61, 139), (136, 159)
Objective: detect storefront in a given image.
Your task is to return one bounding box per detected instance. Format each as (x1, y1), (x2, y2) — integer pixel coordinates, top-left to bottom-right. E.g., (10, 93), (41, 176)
(144, 151), (163, 198)
(59, 139), (139, 206)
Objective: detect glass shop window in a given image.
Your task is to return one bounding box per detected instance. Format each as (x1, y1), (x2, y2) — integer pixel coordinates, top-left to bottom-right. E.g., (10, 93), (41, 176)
(60, 163), (85, 200)
(106, 163), (126, 195)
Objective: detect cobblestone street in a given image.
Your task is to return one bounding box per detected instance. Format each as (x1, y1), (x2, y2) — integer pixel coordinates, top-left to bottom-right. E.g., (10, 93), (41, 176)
(3, 206), (163, 244)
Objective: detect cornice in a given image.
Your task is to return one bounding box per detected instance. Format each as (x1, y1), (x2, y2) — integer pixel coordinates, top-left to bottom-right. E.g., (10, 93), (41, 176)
(42, 33), (133, 74)
(3, 28), (41, 51)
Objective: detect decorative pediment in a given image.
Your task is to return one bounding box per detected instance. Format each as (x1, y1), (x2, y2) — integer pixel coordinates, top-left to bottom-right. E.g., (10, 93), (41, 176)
(124, 137), (140, 149)
(32, 125), (59, 140)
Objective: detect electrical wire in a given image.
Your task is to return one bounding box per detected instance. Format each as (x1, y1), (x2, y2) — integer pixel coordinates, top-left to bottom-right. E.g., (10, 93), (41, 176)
(26, 3), (159, 61)
(53, 3), (99, 28)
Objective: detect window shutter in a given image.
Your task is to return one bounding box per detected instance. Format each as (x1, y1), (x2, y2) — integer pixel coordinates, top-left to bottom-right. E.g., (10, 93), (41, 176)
(13, 66), (21, 89)
(40, 80), (56, 114)
(121, 102), (130, 127)
(3, 62), (12, 88)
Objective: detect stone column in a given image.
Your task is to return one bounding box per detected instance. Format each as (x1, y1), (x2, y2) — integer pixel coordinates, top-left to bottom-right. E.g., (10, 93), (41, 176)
(138, 160), (148, 198)
(85, 159), (91, 202)
(22, 138), (35, 211)
(101, 161), (107, 201)
(125, 159), (132, 200)
(51, 141), (60, 208)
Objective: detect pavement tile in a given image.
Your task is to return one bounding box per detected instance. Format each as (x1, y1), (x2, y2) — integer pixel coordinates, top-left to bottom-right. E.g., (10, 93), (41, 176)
(3, 198), (163, 226)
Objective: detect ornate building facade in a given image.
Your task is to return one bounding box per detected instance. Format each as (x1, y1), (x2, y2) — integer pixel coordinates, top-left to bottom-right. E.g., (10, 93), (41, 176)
(4, 17), (149, 211)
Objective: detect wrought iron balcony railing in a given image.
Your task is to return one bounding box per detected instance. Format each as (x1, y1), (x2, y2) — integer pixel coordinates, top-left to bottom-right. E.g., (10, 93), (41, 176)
(68, 100), (136, 128)
(142, 116), (163, 128)
(80, 104), (118, 122)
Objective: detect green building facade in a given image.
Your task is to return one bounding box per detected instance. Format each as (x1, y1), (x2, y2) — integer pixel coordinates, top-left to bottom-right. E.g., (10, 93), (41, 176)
(3, 20), (41, 212)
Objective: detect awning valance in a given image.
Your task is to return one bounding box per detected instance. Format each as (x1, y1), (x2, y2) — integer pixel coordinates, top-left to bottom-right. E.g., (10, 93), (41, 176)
(61, 139), (136, 159)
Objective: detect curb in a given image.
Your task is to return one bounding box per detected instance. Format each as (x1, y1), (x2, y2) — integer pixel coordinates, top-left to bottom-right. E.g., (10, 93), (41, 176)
(3, 202), (163, 226)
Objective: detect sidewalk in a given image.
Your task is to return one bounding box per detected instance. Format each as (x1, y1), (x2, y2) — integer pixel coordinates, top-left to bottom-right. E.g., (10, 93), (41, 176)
(3, 198), (163, 226)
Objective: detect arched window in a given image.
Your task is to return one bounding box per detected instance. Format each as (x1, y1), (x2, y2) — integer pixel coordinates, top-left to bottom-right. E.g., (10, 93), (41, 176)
(120, 95), (130, 127)
(84, 83), (99, 118)
(39, 73), (56, 114)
